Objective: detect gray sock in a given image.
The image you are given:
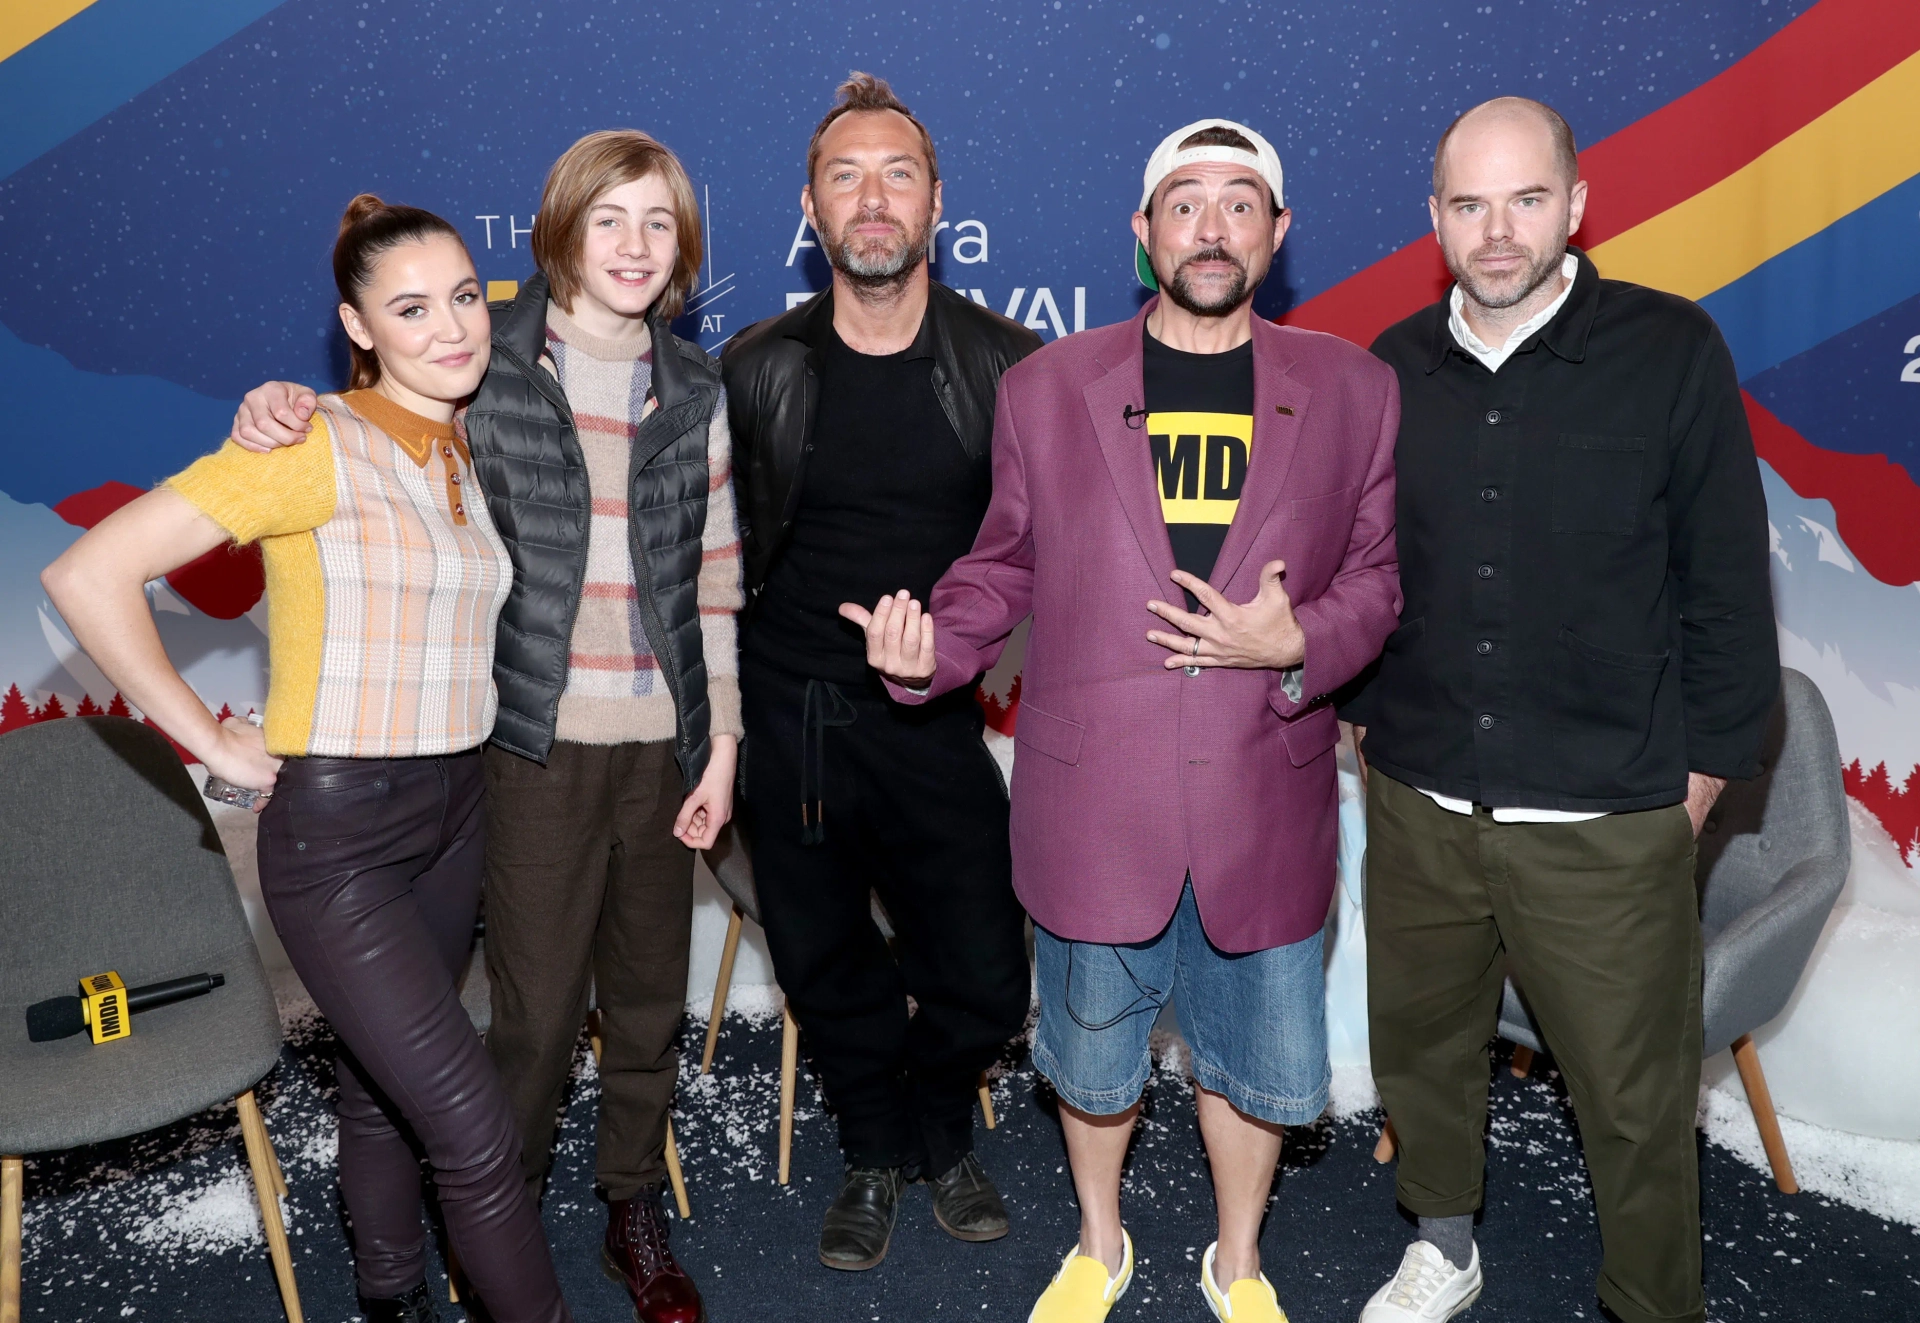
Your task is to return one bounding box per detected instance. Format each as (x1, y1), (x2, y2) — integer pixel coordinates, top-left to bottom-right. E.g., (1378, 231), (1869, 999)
(1417, 1214), (1474, 1271)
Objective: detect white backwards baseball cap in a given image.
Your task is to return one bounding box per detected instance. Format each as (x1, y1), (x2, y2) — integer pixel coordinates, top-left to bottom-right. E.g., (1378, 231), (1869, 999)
(1135, 118), (1286, 290)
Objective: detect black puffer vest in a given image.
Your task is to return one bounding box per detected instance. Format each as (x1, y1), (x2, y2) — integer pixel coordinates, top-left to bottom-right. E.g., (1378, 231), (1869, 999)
(466, 272), (722, 789)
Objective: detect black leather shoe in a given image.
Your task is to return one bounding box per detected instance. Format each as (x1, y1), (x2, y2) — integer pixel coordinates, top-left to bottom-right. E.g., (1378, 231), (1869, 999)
(359, 1281), (438, 1322)
(818, 1165), (907, 1270)
(926, 1151), (1009, 1242)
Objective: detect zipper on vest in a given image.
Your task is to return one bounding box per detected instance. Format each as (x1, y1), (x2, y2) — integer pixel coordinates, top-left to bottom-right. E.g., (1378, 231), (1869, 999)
(626, 395), (711, 778)
(491, 337), (592, 754)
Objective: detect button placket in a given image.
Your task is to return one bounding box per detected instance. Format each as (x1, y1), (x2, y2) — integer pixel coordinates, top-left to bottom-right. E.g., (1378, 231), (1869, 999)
(441, 442), (468, 525)
(1469, 383), (1527, 797)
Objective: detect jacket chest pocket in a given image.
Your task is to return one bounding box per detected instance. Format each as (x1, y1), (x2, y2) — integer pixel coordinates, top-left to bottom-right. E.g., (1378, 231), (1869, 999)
(1552, 434), (1646, 535)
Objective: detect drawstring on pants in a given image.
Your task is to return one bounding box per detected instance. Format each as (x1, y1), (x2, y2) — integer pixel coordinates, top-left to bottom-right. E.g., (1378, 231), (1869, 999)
(800, 678), (858, 845)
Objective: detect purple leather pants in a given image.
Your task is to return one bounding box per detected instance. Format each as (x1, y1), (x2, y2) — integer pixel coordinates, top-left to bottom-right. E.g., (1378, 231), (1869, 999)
(258, 748), (570, 1322)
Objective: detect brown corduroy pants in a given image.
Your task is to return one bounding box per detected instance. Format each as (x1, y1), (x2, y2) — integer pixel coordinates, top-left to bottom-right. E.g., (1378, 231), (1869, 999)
(482, 739), (694, 1203)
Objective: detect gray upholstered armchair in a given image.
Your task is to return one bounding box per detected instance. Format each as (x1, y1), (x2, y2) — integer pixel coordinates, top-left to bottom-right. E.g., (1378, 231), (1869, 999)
(1498, 667), (1851, 1192)
(0, 718), (300, 1320)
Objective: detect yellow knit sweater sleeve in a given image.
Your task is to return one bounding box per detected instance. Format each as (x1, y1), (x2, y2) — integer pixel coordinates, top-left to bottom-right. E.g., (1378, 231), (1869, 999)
(165, 423), (337, 542)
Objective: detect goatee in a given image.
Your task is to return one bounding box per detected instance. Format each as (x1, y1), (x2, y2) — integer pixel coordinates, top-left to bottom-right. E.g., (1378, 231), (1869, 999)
(1163, 245), (1255, 317)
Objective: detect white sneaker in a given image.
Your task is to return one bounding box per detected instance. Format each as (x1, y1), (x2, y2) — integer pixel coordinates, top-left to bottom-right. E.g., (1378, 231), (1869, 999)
(1358, 1240), (1483, 1321)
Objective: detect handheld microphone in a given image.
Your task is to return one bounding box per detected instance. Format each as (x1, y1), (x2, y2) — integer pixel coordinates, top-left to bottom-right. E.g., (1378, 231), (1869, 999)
(26, 971), (227, 1044)
(1122, 405), (1147, 430)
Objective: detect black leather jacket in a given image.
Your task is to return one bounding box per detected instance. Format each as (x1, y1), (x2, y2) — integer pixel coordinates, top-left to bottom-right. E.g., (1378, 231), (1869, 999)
(466, 271), (723, 788)
(720, 281), (1041, 593)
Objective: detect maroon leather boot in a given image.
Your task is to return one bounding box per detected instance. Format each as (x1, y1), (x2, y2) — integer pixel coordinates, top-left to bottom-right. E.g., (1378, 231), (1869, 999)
(602, 1188), (704, 1323)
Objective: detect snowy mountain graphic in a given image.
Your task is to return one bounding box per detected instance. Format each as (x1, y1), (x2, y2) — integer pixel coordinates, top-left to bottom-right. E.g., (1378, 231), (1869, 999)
(0, 488), (266, 725)
(1763, 467), (1920, 863)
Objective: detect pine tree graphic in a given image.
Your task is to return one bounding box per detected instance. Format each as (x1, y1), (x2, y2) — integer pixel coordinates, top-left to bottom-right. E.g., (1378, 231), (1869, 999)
(1844, 759), (1920, 865)
(0, 684), (31, 733)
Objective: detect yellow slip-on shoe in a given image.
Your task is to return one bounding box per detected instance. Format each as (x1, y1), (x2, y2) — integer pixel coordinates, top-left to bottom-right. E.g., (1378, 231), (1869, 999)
(1027, 1230), (1134, 1323)
(1199, 1241), (1289, 1322)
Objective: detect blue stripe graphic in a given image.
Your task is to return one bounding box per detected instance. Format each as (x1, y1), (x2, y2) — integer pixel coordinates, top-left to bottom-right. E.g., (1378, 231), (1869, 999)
(1707, 171), (1920, 383)
(0, 0), (288, 181)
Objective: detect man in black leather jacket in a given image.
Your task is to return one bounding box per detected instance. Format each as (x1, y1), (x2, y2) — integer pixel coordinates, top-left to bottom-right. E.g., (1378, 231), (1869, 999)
(721, 73), (1039, 1271)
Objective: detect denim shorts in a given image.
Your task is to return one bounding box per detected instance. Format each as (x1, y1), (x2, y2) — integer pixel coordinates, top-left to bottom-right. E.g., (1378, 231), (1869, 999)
(1031, 882), (1330, 1126)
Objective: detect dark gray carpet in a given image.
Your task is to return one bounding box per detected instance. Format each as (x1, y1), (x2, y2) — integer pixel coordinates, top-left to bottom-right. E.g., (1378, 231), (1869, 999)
(13, 1011), (1917, 1321)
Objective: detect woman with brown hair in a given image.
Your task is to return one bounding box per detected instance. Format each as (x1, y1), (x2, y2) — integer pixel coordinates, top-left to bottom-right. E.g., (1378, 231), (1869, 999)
(44, 196), (571, 1323)
(231, 132), (741, 1323)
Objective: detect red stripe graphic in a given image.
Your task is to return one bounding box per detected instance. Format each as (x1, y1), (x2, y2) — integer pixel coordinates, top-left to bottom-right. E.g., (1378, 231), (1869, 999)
(1282, 0), (1920, 348)
(1743, 392), (1920, 588)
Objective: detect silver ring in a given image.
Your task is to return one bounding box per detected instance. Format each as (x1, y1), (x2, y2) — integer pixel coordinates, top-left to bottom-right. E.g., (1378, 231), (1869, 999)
(1190, 636), (1201, 657)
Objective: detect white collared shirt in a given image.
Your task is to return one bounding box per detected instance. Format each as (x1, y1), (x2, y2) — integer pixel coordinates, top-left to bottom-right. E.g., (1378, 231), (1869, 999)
(1425, 252), (1605, 825)
(1446, 253), (1580, 373)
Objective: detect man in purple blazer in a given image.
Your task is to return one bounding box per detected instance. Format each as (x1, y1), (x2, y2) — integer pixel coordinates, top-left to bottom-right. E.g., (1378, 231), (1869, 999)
(843, 120), (1401, 1323)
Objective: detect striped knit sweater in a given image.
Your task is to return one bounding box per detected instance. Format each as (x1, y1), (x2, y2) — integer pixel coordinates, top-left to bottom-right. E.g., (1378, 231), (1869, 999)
(544, 301), (744, 746)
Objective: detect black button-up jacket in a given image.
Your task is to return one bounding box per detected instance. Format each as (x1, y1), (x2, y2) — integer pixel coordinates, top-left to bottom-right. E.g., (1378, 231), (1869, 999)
(1341, 248), (1778, 812)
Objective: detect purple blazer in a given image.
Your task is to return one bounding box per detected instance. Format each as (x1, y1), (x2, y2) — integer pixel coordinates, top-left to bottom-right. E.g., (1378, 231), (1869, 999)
(890, 301), (1402, 953)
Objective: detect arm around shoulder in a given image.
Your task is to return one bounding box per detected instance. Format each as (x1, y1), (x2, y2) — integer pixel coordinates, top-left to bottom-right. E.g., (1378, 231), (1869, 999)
(169, 425), (338, 544)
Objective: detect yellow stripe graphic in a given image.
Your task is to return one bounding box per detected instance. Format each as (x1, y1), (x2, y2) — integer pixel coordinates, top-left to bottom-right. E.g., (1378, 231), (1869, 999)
(1590, 49), (1920, 301)
(0, 0), (98, 64)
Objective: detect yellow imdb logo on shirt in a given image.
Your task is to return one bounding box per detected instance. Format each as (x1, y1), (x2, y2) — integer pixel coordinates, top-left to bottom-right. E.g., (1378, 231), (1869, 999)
(1148, 411), (1254, 525)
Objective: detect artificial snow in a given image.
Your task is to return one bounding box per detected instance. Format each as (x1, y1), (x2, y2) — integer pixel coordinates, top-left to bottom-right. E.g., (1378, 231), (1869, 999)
(1701, 1086), (1920, 1228)
(128, 1172), (272, 1255)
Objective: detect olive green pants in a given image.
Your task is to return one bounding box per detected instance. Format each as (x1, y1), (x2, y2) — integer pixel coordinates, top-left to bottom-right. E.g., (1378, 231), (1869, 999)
(1366, 771), (1704, 1323)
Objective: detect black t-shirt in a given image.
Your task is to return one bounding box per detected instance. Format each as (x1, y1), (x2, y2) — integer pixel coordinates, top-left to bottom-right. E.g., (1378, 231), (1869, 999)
(743, 325), (990, 683)
(1142, 327), (1256, 608)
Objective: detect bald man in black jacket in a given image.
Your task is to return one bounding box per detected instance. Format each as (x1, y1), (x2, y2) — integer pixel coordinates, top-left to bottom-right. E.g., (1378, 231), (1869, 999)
(1344, 98), (1776, 1323)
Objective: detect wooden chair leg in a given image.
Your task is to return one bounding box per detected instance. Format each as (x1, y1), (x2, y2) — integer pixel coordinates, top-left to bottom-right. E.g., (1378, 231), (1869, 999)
(2, 1155), (22, 1323)
(778, 1005), (799, 1185)
(701, 904), (744, 1074)
(588, 1007), (605, 1066)
(977, 1072), (997, 1130)
(664, 1119), (691, 1219)
(1373, 1118), (1398, 1164)
(447, 1249), (462, 1304)
(1510, 1044), (1535, 1079)
(236, 1090), (304, 1323)
(1731, 1033), (1799, 1194)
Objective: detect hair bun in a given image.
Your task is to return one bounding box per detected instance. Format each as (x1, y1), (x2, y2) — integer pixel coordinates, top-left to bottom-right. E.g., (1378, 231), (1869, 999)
(340, 192), (390, 232)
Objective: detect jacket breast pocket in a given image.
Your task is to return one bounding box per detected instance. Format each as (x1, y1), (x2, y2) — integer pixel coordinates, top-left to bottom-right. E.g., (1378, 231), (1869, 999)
(1552, 434), (1646, 535)
(1289, 485), (1356, 522)
(1015, 703), (1085, 767)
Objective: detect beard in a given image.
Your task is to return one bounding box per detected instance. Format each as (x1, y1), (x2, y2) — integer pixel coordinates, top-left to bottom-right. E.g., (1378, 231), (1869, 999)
(826, 207), (933, 286)
(1161, 244), (1260, 317)
(1446, 237), (1566, 310)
